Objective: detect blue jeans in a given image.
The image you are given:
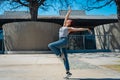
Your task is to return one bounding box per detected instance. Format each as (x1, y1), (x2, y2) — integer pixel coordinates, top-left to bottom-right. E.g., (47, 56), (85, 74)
(48, 37), (70, 71)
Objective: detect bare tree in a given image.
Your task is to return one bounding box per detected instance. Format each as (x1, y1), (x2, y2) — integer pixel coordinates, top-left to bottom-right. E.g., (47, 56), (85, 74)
(0, 0), (74, 21)
(12, 0), (46, 21)
(0, 0), (119, 21)
(58, 0), (118, 19)
(115, 0), (120, 22)
(82, 0), (119, 22)
(0, 0), (46, 21)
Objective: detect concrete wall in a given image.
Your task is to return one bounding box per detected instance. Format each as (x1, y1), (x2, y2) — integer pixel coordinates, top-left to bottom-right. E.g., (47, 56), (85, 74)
(59, 10), (86, 16)
(94, 22), (120, 51)
(3, 22), (61, 51)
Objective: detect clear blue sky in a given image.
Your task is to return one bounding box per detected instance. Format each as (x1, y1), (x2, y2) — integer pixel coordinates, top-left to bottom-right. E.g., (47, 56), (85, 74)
(38, 0), (117, 16)
(38, 3), (117, 16)
(0, 1), (117, 16)
(86, 4), (117, 16)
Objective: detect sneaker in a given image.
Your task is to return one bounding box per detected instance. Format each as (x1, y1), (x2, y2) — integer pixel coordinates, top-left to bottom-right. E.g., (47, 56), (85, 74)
(64, 72), (72, 79)
(66, 72), (72, 77)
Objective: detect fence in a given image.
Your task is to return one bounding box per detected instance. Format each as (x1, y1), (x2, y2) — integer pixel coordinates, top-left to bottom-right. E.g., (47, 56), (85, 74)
(0, 30), (4, 54)
(67, 35), (111, 53)
(0, 34), (112, 53)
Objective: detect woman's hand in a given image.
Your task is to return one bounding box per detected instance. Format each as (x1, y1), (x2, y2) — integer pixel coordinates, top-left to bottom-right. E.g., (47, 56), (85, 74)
(87, 29), (93, 35)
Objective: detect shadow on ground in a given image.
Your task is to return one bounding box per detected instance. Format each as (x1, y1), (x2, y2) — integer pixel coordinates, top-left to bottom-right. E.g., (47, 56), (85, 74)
(69, 78), (120, 80)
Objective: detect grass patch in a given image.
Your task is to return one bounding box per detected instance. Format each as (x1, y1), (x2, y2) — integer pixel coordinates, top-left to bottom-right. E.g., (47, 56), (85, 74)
(117, 61), (120, 62)
(102, 65), (120, 72)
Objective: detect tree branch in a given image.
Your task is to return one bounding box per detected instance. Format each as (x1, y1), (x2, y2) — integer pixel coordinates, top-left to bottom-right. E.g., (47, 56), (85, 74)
(14, 0), (29, 7)
(38, 0), (45, 6)
(9, 4), (23, 10)
(86, 0), (114, 11)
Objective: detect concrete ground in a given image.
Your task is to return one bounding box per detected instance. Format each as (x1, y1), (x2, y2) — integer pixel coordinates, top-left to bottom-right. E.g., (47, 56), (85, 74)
(0, 52), (120, 80)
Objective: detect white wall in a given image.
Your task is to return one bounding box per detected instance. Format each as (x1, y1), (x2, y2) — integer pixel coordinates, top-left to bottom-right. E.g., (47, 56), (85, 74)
(94, 22), (120, 51)
(3, 22), (61, 51)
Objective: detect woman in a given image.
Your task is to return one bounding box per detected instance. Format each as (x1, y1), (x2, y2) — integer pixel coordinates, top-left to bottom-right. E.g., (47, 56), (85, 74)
(48, 9), (92, 78)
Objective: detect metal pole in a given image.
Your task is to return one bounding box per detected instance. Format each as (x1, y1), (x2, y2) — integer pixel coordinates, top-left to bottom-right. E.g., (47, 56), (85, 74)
(2, 39), (3, 54)
(107, 35), (110, 50)
(83, 35), (85, 50)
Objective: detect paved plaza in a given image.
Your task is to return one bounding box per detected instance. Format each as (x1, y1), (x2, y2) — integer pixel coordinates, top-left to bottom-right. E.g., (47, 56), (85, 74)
(0, 52), (120, 80)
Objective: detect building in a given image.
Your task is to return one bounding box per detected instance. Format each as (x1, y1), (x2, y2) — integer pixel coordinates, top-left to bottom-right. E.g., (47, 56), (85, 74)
(59, 10), (86, 16)
(3, 11), (30, 18)
(0, 10), (119, 53)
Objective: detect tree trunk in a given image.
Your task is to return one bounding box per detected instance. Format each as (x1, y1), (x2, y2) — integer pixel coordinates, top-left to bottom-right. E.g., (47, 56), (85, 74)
(115, 0), (120, 23)
(29, 6), (38, 21)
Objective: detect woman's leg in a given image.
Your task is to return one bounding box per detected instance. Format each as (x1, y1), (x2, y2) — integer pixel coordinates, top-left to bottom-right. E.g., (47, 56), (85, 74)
(48, 38), (67, 56)
(48, 42), (61, 56)
(61, 48), (70, 72)
(61, 48), (72, 77)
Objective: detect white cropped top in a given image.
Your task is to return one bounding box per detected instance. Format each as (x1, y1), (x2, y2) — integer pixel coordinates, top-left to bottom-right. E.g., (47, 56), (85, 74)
(59, 26), (69, 38)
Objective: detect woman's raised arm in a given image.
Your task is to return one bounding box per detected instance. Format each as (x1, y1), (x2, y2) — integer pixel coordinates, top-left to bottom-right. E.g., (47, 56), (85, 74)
(63, 9), (71, 26)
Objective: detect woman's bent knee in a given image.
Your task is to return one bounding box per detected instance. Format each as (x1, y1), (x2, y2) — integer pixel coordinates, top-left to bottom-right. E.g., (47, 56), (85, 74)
(48, 43), (53, 49)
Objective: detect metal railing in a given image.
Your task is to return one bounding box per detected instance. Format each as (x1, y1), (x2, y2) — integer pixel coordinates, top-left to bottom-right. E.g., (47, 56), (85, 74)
(0, 30), (4, 54)
(0, 33), (113, 53)
(67, 35), (111, 52)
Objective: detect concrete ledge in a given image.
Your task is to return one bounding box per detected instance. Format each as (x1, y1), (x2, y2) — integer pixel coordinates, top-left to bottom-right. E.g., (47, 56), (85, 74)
(4, 51), (53, 54)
